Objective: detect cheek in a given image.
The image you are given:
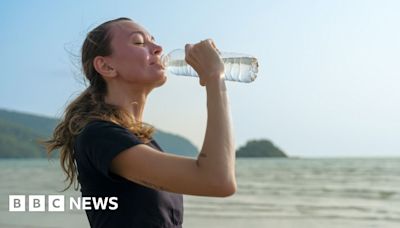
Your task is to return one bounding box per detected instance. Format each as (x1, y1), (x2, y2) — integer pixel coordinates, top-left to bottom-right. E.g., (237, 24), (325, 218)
(121, 49), (148, 66)
(115, 51), (149, 76)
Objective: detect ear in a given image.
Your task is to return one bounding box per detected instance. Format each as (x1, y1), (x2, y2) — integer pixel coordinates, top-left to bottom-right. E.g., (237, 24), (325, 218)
(93, 56), (117, 78)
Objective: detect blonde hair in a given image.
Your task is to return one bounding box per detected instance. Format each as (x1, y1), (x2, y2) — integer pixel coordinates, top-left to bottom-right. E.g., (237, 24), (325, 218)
(42, 17), (154, 191)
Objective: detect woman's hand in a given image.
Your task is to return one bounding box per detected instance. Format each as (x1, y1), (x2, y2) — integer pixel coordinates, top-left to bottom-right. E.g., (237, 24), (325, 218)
(185, 39), (225, 86)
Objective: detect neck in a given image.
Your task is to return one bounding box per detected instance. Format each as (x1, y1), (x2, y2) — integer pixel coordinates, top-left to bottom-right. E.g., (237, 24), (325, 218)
(104, 81), (152, 123)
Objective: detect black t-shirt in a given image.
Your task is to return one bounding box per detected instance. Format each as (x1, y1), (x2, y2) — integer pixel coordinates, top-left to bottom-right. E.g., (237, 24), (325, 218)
(74, 120), (184, 228)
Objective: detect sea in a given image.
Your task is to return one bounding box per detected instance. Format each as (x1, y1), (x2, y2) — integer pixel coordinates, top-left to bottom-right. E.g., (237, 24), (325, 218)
(0, 158), (399, 228)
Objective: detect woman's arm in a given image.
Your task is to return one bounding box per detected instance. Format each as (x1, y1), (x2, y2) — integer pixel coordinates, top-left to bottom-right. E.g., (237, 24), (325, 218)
(110, 40), (236, 197)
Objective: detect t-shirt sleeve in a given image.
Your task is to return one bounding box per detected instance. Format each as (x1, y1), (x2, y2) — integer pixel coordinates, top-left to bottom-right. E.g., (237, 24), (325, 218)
(77, 120), (144, 180)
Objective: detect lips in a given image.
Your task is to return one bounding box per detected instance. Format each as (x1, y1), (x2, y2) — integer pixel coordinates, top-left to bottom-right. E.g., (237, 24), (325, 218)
(150, 59), (160, 65)
(150, 61), (165, 69)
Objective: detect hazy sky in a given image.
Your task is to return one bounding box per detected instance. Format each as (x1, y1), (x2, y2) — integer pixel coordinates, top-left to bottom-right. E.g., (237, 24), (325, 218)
(1, 0), (399, 157)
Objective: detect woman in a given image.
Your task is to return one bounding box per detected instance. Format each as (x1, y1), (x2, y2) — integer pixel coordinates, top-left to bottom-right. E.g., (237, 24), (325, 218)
(44, 17), (236, 228)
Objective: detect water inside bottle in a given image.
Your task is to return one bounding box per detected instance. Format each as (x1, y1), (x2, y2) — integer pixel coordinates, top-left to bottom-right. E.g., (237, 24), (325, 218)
(165, 57), (258, 83)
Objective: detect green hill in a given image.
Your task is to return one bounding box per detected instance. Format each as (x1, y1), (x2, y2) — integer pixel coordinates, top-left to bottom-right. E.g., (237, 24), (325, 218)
(236, 139), (288, 158)
(0, 108), (198, 158)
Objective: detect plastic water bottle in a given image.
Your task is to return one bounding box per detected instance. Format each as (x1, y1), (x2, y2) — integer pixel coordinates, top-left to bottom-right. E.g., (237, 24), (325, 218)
(161, 49), (259, 83)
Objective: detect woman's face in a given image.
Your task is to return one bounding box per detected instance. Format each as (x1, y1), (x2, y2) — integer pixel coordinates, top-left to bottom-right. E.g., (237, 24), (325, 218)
(106, 20), (166, 87)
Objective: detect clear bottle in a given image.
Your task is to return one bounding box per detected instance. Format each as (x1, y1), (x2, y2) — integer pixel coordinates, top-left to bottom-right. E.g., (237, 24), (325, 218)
(161, 49), (259, 83)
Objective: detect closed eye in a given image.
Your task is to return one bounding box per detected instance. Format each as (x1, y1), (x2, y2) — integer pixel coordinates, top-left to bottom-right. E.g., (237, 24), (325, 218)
(130, 31), (156, 46)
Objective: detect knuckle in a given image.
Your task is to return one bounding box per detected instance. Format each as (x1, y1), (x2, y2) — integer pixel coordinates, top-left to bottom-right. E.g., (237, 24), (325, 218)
(184, 44), (191, 53)
(185, 43), (191, 49)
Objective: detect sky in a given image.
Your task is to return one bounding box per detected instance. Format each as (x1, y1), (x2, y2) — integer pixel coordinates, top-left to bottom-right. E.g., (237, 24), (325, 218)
(0, 0), (399, 157)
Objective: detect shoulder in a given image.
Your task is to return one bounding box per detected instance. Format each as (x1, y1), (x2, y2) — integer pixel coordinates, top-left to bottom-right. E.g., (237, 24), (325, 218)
(83, 119), (120, 131)
(75, 119), (148, 156)
(76, 120), (132, 142)
(80, 120), (125, 135)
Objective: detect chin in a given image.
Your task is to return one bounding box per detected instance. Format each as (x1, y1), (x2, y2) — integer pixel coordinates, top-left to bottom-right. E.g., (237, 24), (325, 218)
(155, 75), (167, 87)
(149, 74), (167, 88)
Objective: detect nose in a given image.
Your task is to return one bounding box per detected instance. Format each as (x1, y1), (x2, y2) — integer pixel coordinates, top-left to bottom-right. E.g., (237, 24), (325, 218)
(152, 43), (163, 56)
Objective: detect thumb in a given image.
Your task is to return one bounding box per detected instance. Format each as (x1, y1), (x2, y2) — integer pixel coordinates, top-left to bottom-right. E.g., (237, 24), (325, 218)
(200, 78), (206, 87)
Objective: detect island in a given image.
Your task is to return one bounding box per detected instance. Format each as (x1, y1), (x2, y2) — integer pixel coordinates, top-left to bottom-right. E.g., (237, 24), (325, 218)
(236, 139), (288, 158)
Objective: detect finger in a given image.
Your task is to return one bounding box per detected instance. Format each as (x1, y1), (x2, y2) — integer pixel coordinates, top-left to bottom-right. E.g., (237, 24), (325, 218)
(185, 43), (193, 56)
(198, 39), (209, 49)
(205, 39), (220, 54)
(209, 39), (216, 49)
(200, 78), (206, 87)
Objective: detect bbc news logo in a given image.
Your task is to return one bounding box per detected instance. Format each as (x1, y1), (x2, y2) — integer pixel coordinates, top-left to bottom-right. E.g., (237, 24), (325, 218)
(9, 195), (118, 212)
